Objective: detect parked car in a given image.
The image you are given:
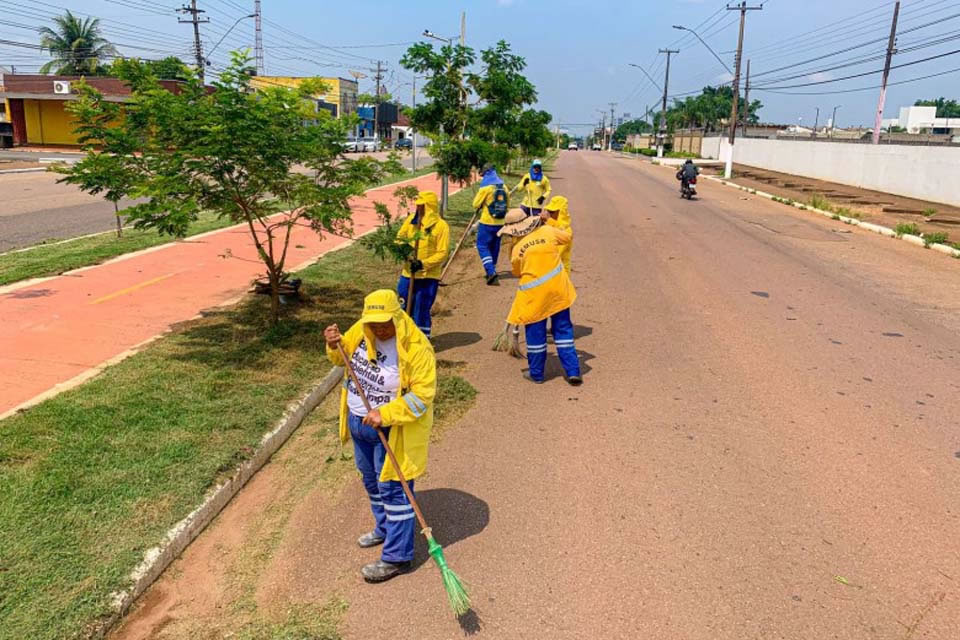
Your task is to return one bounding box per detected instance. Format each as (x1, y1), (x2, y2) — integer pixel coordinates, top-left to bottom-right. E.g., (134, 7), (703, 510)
(358, 137), (381, 152)
(342, 137), (359, 152)
(611, 141), (624, 151)
(567, 142), (578, 151)
(395, 138), (412, 150)
(592, 143), (602, 151)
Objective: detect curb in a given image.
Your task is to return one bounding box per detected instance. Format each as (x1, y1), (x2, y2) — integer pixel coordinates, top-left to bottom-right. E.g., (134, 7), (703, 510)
(0, 167), (46, 174)
(95, 364), (345, 639)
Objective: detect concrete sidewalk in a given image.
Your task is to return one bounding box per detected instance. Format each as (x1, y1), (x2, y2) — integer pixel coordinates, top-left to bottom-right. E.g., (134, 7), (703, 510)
(0, 173), (446, 418)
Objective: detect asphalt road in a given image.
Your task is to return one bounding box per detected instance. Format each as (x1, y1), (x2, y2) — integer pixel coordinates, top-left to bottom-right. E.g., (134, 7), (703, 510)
(0, 149), (431, 252)
(113, 151), (960, 639)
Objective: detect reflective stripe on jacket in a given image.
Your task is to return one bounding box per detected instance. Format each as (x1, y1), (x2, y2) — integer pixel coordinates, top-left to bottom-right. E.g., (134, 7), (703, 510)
(507, 224), (576, 325)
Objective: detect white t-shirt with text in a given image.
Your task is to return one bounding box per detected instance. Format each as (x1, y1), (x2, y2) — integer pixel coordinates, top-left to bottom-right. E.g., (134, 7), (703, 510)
(346, 337), (400, 418)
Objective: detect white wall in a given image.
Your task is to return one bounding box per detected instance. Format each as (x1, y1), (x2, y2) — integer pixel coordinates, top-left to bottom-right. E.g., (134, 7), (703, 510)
(702, 136), (960, 207)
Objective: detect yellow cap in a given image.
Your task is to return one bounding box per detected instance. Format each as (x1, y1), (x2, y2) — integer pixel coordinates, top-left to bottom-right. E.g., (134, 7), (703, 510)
(361, 289), (402, 324)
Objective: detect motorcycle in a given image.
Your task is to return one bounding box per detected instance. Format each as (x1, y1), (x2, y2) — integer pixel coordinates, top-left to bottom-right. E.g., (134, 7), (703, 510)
(676, 170), (698, 200)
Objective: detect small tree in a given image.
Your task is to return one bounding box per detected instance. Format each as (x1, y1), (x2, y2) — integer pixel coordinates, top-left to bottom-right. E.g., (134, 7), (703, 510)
(55, 84), (136, 237)
(60, 52), (402, 324)
(361, 184), (421, 265)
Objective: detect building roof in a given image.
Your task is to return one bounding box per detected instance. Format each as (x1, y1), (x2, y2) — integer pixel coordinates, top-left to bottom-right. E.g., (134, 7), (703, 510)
(0, 74), (194, 102)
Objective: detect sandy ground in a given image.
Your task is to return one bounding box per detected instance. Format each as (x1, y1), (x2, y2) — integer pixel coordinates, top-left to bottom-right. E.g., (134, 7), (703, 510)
(111, 151), (960, 639)
(718, 163), (960, 236)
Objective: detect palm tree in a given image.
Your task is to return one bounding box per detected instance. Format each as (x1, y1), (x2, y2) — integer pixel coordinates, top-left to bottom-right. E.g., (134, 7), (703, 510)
(38, 11), (117, 75)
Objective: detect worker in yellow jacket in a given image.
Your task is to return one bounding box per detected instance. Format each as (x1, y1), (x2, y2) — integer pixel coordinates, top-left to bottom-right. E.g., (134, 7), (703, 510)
(513, 158), (551, 216)
(395, 190), (450, 339)
(324, 289), (437, 583)
(540, 195), (572, 272)
(471, 163), (510, 284)
(498, 209), (582, 385)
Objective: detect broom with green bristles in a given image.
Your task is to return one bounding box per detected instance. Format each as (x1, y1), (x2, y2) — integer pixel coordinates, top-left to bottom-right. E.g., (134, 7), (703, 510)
(337, 343), (470, 616)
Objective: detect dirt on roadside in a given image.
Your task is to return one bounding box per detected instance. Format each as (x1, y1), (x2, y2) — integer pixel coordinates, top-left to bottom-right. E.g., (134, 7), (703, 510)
(721, 164), (960, 239)
(0, 159), (43, 171)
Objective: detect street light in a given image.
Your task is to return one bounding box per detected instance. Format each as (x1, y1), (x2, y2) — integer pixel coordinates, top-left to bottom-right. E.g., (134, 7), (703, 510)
(206, 14), (257, 63)
(672, 25), (732, 75)
(422, 30), (452, 45)
(627, 63), (662, 93)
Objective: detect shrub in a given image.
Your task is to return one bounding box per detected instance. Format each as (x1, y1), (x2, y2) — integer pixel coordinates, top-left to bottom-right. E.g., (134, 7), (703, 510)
(923, 207), (937, 218)
(922, 231), (950, 247)
(894, 222), (921, 237)
(809, 193), (832, 211)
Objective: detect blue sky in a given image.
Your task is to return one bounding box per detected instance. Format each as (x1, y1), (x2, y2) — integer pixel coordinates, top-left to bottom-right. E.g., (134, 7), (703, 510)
(2, 0), (959, 135)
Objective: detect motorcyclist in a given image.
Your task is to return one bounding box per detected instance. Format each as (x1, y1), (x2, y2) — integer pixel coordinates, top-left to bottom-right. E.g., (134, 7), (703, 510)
(676, 159), (699, 193)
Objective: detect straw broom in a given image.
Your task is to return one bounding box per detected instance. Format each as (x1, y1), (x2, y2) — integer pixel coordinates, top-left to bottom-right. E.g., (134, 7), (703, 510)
(337, 343), (470, 616)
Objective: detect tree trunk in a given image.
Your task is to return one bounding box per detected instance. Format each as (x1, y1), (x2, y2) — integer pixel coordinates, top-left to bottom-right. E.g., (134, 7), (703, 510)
(268, 266), (281, 325)
(113, 201), (122, 238)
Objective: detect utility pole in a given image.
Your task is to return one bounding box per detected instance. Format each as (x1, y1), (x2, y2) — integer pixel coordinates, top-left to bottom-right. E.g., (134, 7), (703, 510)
(813, 106), (820, 138)
(609, 102), (617, 150)
(178, 1), (209, 84)
(724, 2), (762, 179)
(741, 59), (751, 137)
(872, 1), (900, 145)
(254, 0), (263, 75)
(411, 75), (417, 172)
(657, 48), (679, 158)
(372, 60), (384, 141)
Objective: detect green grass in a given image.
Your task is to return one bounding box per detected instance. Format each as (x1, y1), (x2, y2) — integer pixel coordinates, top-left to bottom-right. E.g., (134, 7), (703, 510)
(0, 167), (431, 288)
(0, 183), (480, 640)
(809, 193), (832, 211)
(922, 231), (950, 247)
(923, 207), (937, 218)
(895, 222), (921, 237)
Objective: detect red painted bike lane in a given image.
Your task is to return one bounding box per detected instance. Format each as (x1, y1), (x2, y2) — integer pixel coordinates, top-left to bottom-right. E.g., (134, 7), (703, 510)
(0, 173), (454, 418)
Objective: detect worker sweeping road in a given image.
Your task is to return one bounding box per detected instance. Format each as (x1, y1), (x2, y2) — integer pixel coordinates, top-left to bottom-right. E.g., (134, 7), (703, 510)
(471, 163), (510, 285)
(324, 289), (438, 583)
(514, 159), (551, 216)
(498, 209), (582, 385)
(396, 191), (450, 340)
(540, 195), (572, 273)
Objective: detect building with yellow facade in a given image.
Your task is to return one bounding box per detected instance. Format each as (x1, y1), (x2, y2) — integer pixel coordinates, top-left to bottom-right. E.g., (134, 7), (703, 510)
(249, 75), (358, 119)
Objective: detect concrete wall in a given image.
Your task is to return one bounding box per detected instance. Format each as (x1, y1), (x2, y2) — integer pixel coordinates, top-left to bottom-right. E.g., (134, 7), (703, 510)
(703, 136), (960, 206)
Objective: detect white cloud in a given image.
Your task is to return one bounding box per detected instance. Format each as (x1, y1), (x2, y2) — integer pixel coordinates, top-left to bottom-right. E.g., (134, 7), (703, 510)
(808, 71), (834, 83)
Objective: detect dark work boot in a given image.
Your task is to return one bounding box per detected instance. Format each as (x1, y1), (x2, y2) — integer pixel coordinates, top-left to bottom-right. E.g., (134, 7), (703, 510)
(486, 273), (499, 285)
(564, 375), (583, 386)
(361, 559), (412, 583)
(357, 531), (385, 548)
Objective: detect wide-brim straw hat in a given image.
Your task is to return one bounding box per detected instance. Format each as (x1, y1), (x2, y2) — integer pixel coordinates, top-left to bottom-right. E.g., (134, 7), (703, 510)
(497, 208), (541, 237)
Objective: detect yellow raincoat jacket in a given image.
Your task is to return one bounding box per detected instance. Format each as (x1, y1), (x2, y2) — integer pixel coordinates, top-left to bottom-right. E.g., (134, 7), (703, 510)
(472, 185), (509, 227)
(327, 289), (436, 482)
(396, 190), (450, 280)
(544, 196), (572, 272)
(507, 224), (576, 325)
(514, 173), (552, 209)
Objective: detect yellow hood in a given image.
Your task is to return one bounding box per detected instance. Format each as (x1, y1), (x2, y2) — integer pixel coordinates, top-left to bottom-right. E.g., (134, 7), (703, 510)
(413, 190), (441, 228)
(545, 196), (570, 227)
(359, 289), (419, 362)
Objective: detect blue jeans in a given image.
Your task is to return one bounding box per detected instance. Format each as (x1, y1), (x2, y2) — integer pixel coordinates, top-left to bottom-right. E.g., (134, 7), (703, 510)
(349, 414), (416, 563)
(524, 307), (580, 381)
(396, 276), (439, 338)
(476, 223), (502, 277)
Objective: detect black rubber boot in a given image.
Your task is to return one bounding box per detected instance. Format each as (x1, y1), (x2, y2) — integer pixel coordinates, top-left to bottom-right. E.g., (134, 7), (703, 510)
(356, 531), (385, 548)
(486, 273), (499, 285)
(361, 559), (412, 583)
(565, 375), (583, 386)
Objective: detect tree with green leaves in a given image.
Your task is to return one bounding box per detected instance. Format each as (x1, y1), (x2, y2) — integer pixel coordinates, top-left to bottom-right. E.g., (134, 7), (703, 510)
(59, 52), (402, 324)
(613, 119), (653, 142)
(111, 56), (191, 81)
(914, 98), (960, 118)
(39, 11), (117, 75)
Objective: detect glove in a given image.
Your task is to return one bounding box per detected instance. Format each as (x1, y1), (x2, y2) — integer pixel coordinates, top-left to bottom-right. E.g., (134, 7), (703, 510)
(537, 195), (545, 205)
(409, 259), (424, 273)
(522, 177), (530, 186)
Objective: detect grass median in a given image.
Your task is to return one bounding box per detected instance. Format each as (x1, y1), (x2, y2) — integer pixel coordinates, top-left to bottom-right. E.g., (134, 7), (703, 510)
(0, 180), (477, 640)
(0, 164), (436, 288)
